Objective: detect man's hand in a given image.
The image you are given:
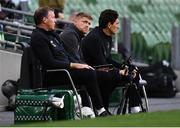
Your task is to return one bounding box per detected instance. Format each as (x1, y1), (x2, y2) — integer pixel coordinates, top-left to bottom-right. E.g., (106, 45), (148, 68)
(131, 66), (138, 79)
(119, 66), (129, 76)
(132, 69), (137, 78)
(70, 63), (94, 70)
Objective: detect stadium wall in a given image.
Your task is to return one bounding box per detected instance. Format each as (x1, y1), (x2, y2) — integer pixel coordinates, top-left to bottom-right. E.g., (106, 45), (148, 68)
(0, 49), (21, 110)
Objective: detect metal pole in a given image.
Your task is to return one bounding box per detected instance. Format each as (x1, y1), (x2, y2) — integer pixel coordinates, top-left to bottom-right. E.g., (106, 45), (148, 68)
(121, 17), (131, 56)
(171, 25), (180, 70)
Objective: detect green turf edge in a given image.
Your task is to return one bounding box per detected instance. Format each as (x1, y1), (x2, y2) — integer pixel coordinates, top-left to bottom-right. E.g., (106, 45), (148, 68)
(13, 109), (180, 127)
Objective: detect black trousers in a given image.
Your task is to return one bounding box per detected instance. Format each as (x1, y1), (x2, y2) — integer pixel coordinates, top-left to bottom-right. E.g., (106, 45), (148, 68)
(96, 69), (141, 110)
(45, 68), (141, 111)
(45, 68), (104, 110)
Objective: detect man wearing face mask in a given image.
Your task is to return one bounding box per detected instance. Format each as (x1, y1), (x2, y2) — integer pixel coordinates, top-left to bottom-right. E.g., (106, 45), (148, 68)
(82, 9), (142, 113)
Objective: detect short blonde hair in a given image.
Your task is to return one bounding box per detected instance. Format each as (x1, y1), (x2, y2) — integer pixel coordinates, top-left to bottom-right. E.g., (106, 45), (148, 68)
(76, 12), (93, 20)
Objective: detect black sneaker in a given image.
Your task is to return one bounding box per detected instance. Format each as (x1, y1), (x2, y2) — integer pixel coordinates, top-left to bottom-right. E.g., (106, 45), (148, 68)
(99, 111), (110, 117)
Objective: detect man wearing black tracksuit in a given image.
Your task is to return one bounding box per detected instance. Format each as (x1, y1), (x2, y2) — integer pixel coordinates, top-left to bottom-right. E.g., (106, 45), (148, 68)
(82, 9), (142, 113)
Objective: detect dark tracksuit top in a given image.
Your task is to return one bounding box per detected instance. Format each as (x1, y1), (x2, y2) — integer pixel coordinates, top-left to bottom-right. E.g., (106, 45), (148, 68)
(30, 27), (71, 69)
(60, 24), (84, 63)
(82, 27), (121, 68)
(30, 27), (104, 109)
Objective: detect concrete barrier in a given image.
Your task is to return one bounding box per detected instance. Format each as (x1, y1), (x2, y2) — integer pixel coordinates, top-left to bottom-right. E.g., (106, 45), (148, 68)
(0, 49), (22, 110)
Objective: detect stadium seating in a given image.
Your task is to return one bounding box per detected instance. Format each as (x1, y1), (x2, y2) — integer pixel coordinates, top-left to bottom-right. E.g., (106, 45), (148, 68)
(1, 0), (179, 62)
(64, 0), (180, 63)
(0, 0), (179, 68)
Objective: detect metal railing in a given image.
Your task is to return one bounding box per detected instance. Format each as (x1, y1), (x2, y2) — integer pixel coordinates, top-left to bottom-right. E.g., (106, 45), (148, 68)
(1, 7), (33, 17)
(1, 7), (34, 25)
(0, 19), (34, 43)
(0, 40), (23, 53)
(0, 20), (34, 31)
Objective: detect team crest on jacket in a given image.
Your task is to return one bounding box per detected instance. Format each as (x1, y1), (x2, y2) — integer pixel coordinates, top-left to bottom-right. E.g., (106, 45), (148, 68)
(50, 40), (56, 47)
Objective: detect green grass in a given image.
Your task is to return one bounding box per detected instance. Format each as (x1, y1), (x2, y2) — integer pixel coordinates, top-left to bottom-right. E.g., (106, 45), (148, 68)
(14, 109), (180, 127)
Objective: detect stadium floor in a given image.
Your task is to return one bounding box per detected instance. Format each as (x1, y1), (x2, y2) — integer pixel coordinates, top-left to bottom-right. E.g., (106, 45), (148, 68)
(109, 92), (180, 114)
(0, 92), (180, 126)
